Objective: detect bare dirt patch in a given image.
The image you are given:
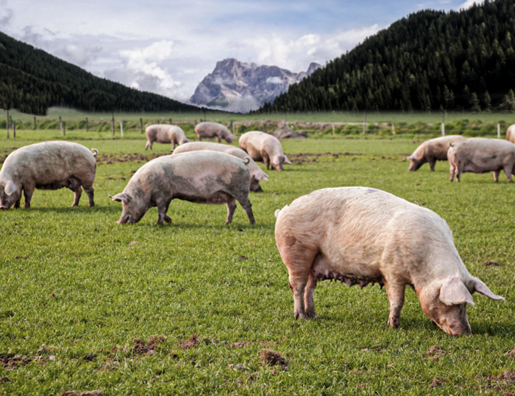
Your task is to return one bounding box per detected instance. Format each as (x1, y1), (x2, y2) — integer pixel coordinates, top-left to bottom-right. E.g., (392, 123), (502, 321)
(423, 345), (450, 361)
(482, 260), (502, 266)
(259, 350), (288, 368)
(131, 335), (166, 355)
(180, 335), (200, 350)
(287, 152), (365, 165)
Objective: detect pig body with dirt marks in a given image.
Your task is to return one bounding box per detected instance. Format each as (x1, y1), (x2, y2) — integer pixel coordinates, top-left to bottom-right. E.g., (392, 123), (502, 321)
(406, 135), (466, 171)
(172, 141), (269, 192)
(0, 141), (97, 209)
(194, 122), (236, 143)
(275, 187), (504, 336)
(239, 131), (292, 171)
(506, 124), (515, 144)
(448, 138), (515, 182)
(110, 151), (255, 225)
(145, 125), (190, 151)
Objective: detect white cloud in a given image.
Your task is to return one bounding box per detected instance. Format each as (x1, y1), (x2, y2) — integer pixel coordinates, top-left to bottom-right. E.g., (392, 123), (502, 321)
(0, 0), (13, 27)
(458, 0), (484, 9)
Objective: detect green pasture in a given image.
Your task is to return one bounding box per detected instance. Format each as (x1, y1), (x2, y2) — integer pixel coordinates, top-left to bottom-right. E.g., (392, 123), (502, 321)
(1, 132), (515, 395)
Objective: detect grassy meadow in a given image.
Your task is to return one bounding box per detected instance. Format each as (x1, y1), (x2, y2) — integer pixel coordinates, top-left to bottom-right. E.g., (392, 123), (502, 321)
(1, 127), (515, 394)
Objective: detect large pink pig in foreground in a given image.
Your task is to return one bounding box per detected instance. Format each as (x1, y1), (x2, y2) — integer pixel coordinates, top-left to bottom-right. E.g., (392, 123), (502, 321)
(239, 131), (292, 171)
(110, 151), (255, 225)
(406, 135), (465, 171)
(145, 125), (190, 151)
(448, 138), (515, 182)
(194, 122), (236, 143)
(275, 187), (504, 335)
(172, 142), (269, 192)
(0, 141), (97, 209)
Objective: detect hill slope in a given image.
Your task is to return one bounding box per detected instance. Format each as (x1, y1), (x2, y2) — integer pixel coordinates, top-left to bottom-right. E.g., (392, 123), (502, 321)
(0, 31), (200, 115)
(259, 0), (515, 113)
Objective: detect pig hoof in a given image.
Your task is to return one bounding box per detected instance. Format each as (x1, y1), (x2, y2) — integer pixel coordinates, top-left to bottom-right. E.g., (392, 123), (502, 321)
(294, 312), (306, 320)
(387, 318), (400, 328)
(305, 311), (319, 319)
(164, 215), (172, 223)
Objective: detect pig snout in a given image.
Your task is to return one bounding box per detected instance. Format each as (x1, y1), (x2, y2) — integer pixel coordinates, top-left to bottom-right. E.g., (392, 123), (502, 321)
(117, 213), (136, 225)
(441, 318), (471, 336)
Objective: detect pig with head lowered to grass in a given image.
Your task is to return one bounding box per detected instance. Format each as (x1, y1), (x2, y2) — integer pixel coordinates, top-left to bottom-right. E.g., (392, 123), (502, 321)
(239, 131), (292, 171)
(406, 135), (466, 171)
(448, 138), (515, 182)
(172, 141), (269, 192)
(194, 122), (237, 143)
(110, 151), (255, 225)
(145, 124), (190, 151)
(0, 141), (97, 209)
(275, 187), (504, 336)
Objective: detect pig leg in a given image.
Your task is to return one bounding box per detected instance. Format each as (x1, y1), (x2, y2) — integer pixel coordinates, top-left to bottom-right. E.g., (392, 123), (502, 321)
(216, 136), (221, 143)
(83, 184), (95, 207)
(225, 198), (236, 224)
(493, 170), (500, 182)
(385, 282), (405, 328)
(263, 154), (270, 170)
(14, 198), (21, 209)
(156, 198), (172, 225)
(428, 158), (436, 172)
(304, 271), (318, 318)
(236, 196), (255, 224)
(503, 164), (514, 182)
(23, 184), (35, 209)
(72, 186), (83, 207)
(171, 140), (176, 152)
(449, 165), (455, 182)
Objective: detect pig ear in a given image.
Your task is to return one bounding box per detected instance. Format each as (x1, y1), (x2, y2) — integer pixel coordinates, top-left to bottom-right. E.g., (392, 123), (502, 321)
(471, 277), (505, 301)
(109, 193), (131, 203)
(405, 155), (413, 161)
(439, 277), (474, 306)
(257, 171), (269, 181)
(4, 181), (17, 196)
(284, 155), (292, 165)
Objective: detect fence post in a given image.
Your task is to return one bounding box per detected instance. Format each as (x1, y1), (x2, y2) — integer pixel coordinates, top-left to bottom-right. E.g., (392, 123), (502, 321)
(203, 109), (206, 122)
(363, 111), (367, 135)
(230, 120), (234, 135)
(441, 111), (445, 136)
(120, 121), (123, 137)
(498, 123), (501, 138)
(13, 121), (16, 138)
(169, 118), (172, 125)
(391, 123), (396, 135)
(6, 109), (9, 138)
(34, 116), (36, 130)
(140, 118), (143, 134)
(332, 124), (335, 136)
(63, 121), (66, 136)
(86, 117), (89, 132)
(59, 116), (63, 136)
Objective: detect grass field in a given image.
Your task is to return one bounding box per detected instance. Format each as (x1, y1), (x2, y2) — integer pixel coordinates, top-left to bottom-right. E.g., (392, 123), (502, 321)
(1, 131), (515, 395)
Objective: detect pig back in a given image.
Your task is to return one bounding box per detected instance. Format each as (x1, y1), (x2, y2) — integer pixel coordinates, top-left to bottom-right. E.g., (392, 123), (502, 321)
(453, 138), (515, 167)
(1, 141), (96, 184)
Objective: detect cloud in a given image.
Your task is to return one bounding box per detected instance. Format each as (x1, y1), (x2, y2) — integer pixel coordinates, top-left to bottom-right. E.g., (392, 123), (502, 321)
(104, 40), (183, 99)
(458, 0), (484, 9)
(266, 77), (284, 84)
(0, 0), (13, 27)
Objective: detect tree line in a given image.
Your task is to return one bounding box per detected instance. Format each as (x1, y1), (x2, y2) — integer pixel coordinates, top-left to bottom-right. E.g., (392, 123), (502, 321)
(258, 0), (515, 113)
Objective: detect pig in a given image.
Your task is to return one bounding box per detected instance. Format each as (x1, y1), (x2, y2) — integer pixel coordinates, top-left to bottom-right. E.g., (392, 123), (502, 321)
(275, 187), (504, 336)
(172, 141), (269, 192)
(0, 141), (97, 209)
(194, 122), (236, 143)
(506, 124), (515, 144)
(145, 125), (190, 151)
(239, 131), (292, 171)
(109, 151), (255, 225)
(448, 138), (515, 182)
(406, 135), (466, 171)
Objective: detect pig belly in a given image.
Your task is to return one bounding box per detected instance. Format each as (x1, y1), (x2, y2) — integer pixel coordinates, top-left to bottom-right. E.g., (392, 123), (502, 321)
(312, 248), (385, 287)
(155, 136), (171, 143)
(463, 163), (499, 173)
(174, 191), (231, 205)
(36, 176), (81, 190)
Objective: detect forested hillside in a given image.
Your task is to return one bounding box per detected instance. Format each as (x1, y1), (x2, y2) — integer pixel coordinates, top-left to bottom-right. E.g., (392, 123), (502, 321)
(0, 32), (200, 115)
(259, 0), (515, 113)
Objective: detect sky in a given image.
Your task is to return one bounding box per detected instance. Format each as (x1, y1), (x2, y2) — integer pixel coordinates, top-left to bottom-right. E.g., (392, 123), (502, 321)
(0, 0), (483, 105)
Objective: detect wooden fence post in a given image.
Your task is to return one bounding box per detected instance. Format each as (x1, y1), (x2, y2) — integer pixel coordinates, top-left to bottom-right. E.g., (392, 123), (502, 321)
(34, 116), (36, 130)
(120, 121), (123, 137)
(332, 124), (335, 136)
(230, 120), (234, 135)
(86, 117), (89, 132)
(140, 118), (143, 134)
(498, 123), (501, 138)
(441, 111), (445, 136)
(59, 116), (63, 136)
(112, 114), (115, 136)
(6, 109), (9, 138)
(13, 121), (16, 138)
(363, 111), (367, 135)
(169, 118), (172, 125)
(63, 121), (66, 136)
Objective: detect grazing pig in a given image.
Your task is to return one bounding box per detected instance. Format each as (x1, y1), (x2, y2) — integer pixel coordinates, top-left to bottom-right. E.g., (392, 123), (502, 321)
(172, 142), (269, 192)
(275, 187), (504, 336)
(506, 124), (515, 144)
(448, 138), (515, 182)
(406, 135), (466, 171)
(194, 122), (236, 143)
(0, 141), (97, 209)
(239, 131), (292, 171)
(109, 151), (255, 225)
(145, 125), (190, 151)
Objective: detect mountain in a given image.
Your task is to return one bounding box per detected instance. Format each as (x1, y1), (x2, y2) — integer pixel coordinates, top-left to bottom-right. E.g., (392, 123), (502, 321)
(0, 31), (200, 115)
(258, 0), (515, 113)
(190, 58), (321, 111)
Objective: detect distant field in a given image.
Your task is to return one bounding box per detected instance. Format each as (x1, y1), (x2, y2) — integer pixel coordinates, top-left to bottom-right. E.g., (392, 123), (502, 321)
(1, 135), (515, 394)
